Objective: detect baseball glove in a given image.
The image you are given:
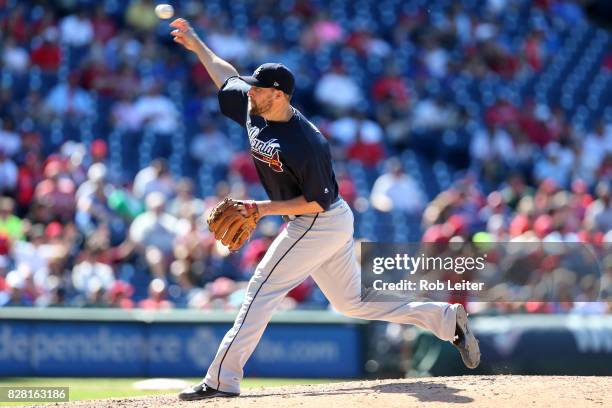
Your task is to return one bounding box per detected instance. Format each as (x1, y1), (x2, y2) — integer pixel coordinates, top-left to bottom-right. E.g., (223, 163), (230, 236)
(207, 198), (260, 251)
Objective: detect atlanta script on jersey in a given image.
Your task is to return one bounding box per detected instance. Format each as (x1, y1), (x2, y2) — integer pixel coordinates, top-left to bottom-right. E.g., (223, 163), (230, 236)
(249, 136), (283, 173)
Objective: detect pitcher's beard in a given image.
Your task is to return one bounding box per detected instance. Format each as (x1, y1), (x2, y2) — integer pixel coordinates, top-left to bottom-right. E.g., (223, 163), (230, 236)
(248, 98), (272, 116)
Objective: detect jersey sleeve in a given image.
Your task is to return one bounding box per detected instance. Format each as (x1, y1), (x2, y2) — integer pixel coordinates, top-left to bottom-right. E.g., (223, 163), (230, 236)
(298, 144), (336, 211)
(217, 76), (249, 127)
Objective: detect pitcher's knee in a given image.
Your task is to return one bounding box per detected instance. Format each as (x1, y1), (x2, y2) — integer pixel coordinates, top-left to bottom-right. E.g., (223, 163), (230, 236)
(330, 299), (365, 318)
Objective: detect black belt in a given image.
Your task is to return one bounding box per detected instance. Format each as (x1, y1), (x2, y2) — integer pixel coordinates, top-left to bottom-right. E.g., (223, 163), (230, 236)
(281, 196), (340, 223)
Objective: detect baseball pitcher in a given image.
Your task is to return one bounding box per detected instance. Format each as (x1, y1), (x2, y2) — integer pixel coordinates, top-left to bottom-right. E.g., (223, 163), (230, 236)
(170, 18), (480, 401)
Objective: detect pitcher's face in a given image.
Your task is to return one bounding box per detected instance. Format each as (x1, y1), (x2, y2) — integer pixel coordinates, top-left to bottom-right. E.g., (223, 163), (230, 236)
(247, 86), (276, 116)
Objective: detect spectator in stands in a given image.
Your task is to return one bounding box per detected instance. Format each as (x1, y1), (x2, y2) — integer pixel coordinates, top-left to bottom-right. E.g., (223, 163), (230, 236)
(60, 141), (88, 186)
(520, 103), (555, 147)
(470, 124), (516, 190)
(75, 164), (117, 237)
(2, 36), (30, 74)
(371, 64), (410, 106)
(0, 233), (10, 259)
(239, 220), (278, 277)
(207, 24), (251, 62)
(138, 278), (174, 309)
(125, 0), (158, 33)
(59, 8), (94, 48)
(314, 64), (363, 115)
(421, 36), (449, 78)
(31, 161), (76, 223)
(500, 173), (534, 211)
(168, 260), (203, 308)
(0, 197), (23, 242)
(20, 91), (47, 126)
(44, 73), (94, 118)
(333, 164), (357, 208)
(346, 130), (385, 168)
(79, 54), (116, 97)
(228, 152), (260, 186)
(371, 158), (426, 213)
(508, 126), (538, 174)
(1, 5), (29, 44)
(173, 210), (211, 279)
(0, 271), (33, 307)
(329, 109), (384, 147)
(132, 81), (179, 134)
(523, 30), (546, 72)
(82, 281), (109, 307)
(0, 149), (18, 196)
(477, 191), (511, 230)
(91, 4), (118, 44)
(128, 192), (178, 277)
(585, 181), (612, 232)
(15, 152), (43, 212)
(76, 163), (108, 201)
(346, 25), (391, 58)
(30, 7), (57, 39)
(0, 253), (8, 284)
(10, 224), (46, 287)
(10, 263), (41, 306)
(301, 11), (344, 50)
(72, 242), (115, 301)
(41, 222), (76, 285)
(485, 96), (521, 128)
(168, 179), (204, 219)
(0, 89), (14, 120)
(534, 142), (574, 188)
(190, 122), (234, 167)
(580, 121), (612, 182)
(111, 90), (141, 131)
(132, 158), (176, 200)
(107, 280), (135, 309)
(411, 94), (458, 131)
(90, 139), (108, 165)
(113, 63), (141, 95)
(30, 27), (62, 72)
(470, 124), (515, 167)
(0, 117), (21, 158)
(34, 274), (67, 307)
(201, 276), (239, 310)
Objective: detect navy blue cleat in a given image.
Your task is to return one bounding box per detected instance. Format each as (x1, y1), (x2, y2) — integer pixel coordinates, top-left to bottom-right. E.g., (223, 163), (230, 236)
(178, 382), (239, 401)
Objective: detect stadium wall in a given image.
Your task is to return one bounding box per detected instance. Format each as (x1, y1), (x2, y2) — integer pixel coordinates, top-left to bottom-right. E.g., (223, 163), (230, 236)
(410, 314), (612, 376)
(0, 308), (366, 378)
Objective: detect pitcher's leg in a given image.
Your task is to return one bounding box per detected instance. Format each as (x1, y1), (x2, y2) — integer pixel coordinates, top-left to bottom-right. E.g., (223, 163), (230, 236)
(310, 238), (458, 341)
(202, 213), (347, 393)
(203, 261), (295, 393)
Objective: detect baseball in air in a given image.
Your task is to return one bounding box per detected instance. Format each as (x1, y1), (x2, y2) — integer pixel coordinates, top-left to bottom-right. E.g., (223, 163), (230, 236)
(155, 4), (174, 19)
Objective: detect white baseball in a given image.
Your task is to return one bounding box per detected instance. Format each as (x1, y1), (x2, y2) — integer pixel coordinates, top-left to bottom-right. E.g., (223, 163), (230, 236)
(155, 4), (174, 19)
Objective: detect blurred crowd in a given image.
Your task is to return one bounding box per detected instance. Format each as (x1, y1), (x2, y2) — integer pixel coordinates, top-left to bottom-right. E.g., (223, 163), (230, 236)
(0, 0), (610, 312)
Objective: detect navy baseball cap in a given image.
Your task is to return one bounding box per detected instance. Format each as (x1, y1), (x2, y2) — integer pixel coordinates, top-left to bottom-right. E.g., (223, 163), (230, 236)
(240, 63), (295, 95)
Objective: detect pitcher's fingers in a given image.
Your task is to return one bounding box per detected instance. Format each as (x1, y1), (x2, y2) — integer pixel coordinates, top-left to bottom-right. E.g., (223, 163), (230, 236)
(170, 18), (188, 31)
(171, 29), (183, 37)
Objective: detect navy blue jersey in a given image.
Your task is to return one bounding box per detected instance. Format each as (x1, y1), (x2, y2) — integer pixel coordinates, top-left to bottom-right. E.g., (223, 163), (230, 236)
(217, 76), (339, 211)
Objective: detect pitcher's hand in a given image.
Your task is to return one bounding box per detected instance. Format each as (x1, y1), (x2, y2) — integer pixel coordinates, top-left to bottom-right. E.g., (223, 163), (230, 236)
(170, 18), (201, 52)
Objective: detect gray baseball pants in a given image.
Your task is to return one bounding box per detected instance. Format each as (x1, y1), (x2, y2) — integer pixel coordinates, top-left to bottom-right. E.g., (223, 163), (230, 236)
(203, 198), (459, 394)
